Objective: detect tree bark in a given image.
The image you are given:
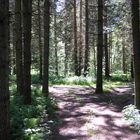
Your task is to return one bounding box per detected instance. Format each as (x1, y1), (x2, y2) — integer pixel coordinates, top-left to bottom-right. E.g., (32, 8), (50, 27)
(78, 0), (83, 76)
(54, 0), (59, 76)
(22, 0), (32, 104)
(73, 0), (79, 76)
(95, 0), (103, 94)
(0, 0), (10, 139)
(84, 0), (89, 77)
(104, 33), (110, 77)
(104, 4), (110, 78)
(131, 0), (140, 109)
(15, 0), (23, 95)
(64, 0), (68, 76)
(43, 0), (50, 96)
(38, 0), (43, 80)
(131, 54), (134, 79)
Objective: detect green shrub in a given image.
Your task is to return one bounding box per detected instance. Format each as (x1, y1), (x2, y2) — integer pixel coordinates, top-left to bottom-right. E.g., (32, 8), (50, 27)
(10, 87), (56, 140)
(122, 105), (140, 134)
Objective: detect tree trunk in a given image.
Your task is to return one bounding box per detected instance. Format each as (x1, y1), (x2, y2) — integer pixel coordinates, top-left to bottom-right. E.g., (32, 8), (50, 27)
(73, 0), (79, 76)
(95, 0), (103, 94)
(15, 0), (23, 95)
(78, 0), (83, 76)
(38, 0), (43, 80)
(109, 32), (112, 73)
(122, 43), (126, 74)
(12, 22), (16, 75)
(22, 0), (32, 104)
(131, 0), (140, 109)
(84, 0), (89, 77)
(131, 54), (134, 79)
(104, 33), (110, 77)
(0, 0), (10, 139)
(104, 4), (110, 78)
(54, 0), (59, 76)
(64, 0), (68, 76)
(43, 0), (50, 96)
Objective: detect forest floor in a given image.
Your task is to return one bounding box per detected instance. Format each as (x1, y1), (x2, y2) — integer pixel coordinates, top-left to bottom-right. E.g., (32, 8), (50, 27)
(47, 84), (140, 140)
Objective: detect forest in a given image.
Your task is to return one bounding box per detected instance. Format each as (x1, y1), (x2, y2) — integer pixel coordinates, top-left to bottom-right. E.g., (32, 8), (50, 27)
(0, 0), (140, 139)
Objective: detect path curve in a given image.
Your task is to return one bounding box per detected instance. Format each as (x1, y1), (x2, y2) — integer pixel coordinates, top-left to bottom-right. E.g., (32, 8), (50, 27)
(48, 85), (140, 140)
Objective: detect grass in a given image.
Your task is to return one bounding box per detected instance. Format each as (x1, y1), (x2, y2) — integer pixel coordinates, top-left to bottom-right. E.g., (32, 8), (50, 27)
(49, 76), (96, 86)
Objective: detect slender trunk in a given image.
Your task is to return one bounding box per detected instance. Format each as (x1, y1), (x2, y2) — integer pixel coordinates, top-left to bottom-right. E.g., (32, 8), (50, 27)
(131, 54), (134, 79)
(12, 23), (16, 75)
(8, 17), (11, 75)
(131, 0), (140, 109)
(104, 4), (110, 77)
(0, 0), (10, 139)
(93, 41), (96, 76)
(73, 0), (79, 76)
(84, 0), (89, 77)
(38, 0), (43, 80)
(95, 0), (103, 94)
(109, 32), (112, 73)
(64, 0), (68, 76)
(15, 0), (23, 95)
(122, 43), (126, 74)
(43, 0), (50, 96)
(78, 0), (83, 76)
(22, 0), (32, 104)
(104, 33), (110, 77)
(54, 1), (59, 76)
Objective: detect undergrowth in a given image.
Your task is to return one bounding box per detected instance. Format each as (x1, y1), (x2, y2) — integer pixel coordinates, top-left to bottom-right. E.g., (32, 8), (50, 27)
(122, 105), (140, 135)
(10, 85), (57, 140)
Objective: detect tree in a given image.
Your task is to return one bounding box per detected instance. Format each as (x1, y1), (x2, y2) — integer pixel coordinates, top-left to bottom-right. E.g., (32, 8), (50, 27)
(22, 0), (32, 104)
(95, 0), (103, 94)
(15, 0), (23, 95)
(43, 0), (50, 96)
(73, 0), (79, 76)
(131, 0), (140, 109)
(38, 0), (43, 80)
(84, 0), (89, 77)
(104, 2), (110, 77)
(54, 0), (59, 76)
(77, 0), (83, 76)
(64, 0), (68, 76)
(0, 0), (10, 138)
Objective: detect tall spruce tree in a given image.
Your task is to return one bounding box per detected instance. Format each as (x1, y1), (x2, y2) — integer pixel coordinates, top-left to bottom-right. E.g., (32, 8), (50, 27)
(15, 0), (23, 95)
(95, 0), (103, 94)
(22, 0), (32, 104)
(131, 0), (140, 109)
(43, 0), (50, 96)
(0, 0), (10, 139)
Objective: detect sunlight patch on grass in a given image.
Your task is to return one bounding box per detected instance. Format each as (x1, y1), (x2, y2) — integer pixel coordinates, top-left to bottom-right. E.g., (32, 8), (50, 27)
(49, 76), (96, 86)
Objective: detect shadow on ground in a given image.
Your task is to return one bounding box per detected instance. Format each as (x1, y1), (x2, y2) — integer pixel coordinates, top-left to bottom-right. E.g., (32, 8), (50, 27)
(47, 85), (139, 140)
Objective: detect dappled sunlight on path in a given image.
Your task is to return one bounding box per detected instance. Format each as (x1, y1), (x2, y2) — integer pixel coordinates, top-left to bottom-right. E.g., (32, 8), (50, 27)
(48, 85), (139, 140)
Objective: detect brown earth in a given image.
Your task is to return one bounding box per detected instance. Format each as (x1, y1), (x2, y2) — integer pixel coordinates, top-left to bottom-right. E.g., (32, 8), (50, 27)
(47, 84), (140, 140)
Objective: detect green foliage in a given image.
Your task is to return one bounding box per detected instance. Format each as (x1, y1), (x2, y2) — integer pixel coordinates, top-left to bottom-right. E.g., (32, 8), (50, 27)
(9, 75), (16, 82)
(122, 105), (140, 134)
(32, 74), (42, 84)
(10, 85), (56, 140)
(110, 73), (132, 82)
(49, 76), (96, 86)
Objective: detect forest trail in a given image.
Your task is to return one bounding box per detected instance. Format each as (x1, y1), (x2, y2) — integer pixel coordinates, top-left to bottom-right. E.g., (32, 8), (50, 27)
(48, 85), (140, 140)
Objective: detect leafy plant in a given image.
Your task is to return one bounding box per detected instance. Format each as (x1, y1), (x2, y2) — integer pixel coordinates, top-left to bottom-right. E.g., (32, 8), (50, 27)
(10, 84), (57, 140)
(122, 105), (140, 134)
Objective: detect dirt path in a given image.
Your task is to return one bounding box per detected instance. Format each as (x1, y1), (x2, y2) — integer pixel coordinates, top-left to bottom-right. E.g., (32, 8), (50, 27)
(48, 85), (140, 140)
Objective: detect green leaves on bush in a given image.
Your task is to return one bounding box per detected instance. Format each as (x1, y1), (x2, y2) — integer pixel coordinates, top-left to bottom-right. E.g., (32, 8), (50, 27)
(122, 105), (140, 134)
(10, 89), (56, 140)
